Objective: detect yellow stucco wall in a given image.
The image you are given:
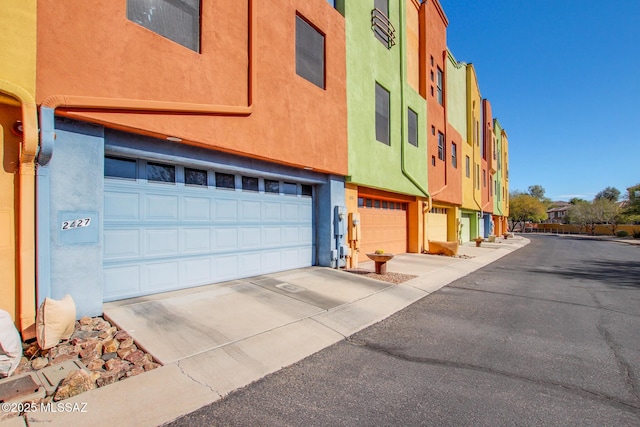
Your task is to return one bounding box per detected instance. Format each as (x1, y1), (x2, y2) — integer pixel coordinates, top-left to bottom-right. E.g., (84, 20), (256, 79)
(462, 64), (481, 211)
(0, 0), (37, 325)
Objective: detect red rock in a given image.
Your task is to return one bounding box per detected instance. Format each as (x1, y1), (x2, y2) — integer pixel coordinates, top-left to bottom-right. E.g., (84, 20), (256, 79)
(96, 371), (121, 387)
(118, 337), (134, 349)
(102, 339), (119, 353)
(114, 330), (131, 341)
(124, 350), (145, 364)
(79, 316), (93, 326)
(126, 366), (145, 377)
(53, 369), (96, 401)
(86, 359), (105, 371)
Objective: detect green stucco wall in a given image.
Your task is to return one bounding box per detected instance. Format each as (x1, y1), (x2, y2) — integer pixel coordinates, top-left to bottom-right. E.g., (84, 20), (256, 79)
(446, 51), (467, 138)
(338, 0), (428, 197)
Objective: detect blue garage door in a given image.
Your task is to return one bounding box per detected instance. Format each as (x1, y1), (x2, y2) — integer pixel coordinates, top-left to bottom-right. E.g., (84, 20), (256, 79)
(103, 157), (314, 301)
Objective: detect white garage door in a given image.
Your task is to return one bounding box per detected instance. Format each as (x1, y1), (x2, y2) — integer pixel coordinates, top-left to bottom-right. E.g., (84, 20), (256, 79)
(103, 157), (314, 301)
(460, 214), (471, 243)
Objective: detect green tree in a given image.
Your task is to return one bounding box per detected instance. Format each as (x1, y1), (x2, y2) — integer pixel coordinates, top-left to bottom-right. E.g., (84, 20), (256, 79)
(594, 186), (620, 202)
(527, 185), (545, 200)
(508, 193), (547, 231)
(623, 184), (640, 216)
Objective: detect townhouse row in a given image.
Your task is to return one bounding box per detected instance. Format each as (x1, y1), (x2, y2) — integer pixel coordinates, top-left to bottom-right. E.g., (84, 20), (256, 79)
(1, 0), (509, 336)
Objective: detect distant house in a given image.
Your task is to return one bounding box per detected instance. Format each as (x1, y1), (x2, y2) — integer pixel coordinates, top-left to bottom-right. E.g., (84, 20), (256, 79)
(546, 201), (571, 223)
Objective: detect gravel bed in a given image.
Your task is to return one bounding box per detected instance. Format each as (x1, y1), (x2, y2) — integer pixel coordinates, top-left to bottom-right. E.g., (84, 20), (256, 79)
(344, 269), (417, 284)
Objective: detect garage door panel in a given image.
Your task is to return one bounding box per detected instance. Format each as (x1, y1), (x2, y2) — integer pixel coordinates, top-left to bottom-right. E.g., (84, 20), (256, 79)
(214, 255), (239, 281)
(261, 251), (282, 272)
(182, 228), (211, 253)
(146, 229), (179, 256)
(183, 197), (211, 221)
(104, 265), (141, 298)
(213, 228), (238, 251)
(182, 258), (212, 285)
(262, 227), (282, 246)
(262, 202), (281, 221)
(240, 226), (262, 248)
(104, 229), (140, 260)
(105, 192), (139, 220)
(240, 200), (261, 221)
(239, 253), (262, 277)
(214, 198), (238, 220)
(145, 261), (179, 291)
(283, 203), (299, 220)
(146, 194), (178, 220)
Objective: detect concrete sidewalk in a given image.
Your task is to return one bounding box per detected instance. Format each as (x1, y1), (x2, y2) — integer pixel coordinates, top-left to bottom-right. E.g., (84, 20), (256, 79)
(19, 236), (529, 427)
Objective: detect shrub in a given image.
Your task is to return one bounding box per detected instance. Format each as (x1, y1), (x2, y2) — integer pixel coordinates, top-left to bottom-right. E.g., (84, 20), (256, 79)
(633, 229), (640, 239)
(616, 230), (629, 238)
(374, 249), (385, 254)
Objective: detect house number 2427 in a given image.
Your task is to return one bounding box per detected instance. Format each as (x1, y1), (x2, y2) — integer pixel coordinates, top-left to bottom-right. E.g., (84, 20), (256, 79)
(61, 218), (91, 230)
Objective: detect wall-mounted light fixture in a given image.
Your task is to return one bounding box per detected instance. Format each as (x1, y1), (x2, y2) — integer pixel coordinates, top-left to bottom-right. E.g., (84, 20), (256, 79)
(11, 120), (23, 137)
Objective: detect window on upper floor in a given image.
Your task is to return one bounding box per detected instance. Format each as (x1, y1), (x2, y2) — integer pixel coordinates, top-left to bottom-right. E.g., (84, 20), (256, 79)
(372, 0), (395, 48)
(375, 83), (390, 145)
(437, 132), (445, 161)
(483, 169), (486, 188)
(465, 156), (470, 178)
(296, 15), (325, 89)
(436, 67), (443, 105)
(408, 108), (418, 147)
(127, 0), (201, 52)
(451, 143), (457, 168)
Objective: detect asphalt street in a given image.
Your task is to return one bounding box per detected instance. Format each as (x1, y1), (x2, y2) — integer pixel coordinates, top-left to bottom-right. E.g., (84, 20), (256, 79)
(167, 235), (640, 426)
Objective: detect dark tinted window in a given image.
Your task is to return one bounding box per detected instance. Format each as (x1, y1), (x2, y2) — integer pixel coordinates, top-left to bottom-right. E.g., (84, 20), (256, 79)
(215, 173), (235, 189)
(375, 83), (390, 145)
(147, 162), (175, 183)
(105, 157), (136, 179)
(296, 16), (325, 89)
(242, 176), (259, 192)
(408, 108), (418, 147)
(283, 182), (297, 196)
(127, 0), (200, 52)
(265, 179), (280, 194)
(301, 184), (313, 197)
(185, 168), (207, 186)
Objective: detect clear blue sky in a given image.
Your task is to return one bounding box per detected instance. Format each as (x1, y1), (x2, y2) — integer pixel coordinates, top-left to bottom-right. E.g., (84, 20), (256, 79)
(439, 0), (640, 201)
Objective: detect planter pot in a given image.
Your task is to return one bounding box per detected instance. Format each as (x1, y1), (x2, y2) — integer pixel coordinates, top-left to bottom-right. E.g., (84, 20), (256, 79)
(365, 253), (395, 274)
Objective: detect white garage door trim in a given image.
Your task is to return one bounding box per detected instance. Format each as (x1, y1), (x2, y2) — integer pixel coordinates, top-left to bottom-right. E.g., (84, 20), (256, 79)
(103, 156), (314, 301)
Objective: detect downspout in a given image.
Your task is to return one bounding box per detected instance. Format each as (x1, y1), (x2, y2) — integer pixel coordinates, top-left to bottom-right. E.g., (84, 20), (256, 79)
(0, 79), (38, 336)
(400, 1), (431, 252)
(38, 0), (256, 165)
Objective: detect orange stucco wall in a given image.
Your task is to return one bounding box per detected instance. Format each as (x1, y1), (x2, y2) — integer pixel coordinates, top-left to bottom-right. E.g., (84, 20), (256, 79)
(36, 0), (347, 175)
(422, 0), (454, 204)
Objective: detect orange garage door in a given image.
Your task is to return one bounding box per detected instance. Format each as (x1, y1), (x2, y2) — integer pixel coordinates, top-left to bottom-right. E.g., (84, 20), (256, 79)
(358, 198), (408, 262)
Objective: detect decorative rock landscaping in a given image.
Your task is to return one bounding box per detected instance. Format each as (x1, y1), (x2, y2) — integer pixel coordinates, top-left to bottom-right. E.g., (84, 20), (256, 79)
(11, 316), (160, 405)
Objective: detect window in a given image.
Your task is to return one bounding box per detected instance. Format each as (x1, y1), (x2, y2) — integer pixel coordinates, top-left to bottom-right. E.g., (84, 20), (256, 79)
(301, 184), (313, 197)
(296, 15), (325, 89)
(147, 162), (175, 183)
(265, 179), (280, 194)
(451, 143), (457, 168)
(127, 0), (200, 52)
(431, 126), (435, 135)
(283, 182), (297, 196)
(407, 108), (418, 147)
(437, 132), (445, 161)
(242, 176), (259, 192)
(483, 169), (486, 187)
(185, 168), (207, 186)
(476, 164), (480, 189)
(432, 156), (436, 166)
(436, 67), (443, 105)
(374, 0), (388, 16)
(465, 156), (470, 178)
(105, 157), (136, 180)
(375, 83), (390, 145)
(215, 173), (235, 190)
